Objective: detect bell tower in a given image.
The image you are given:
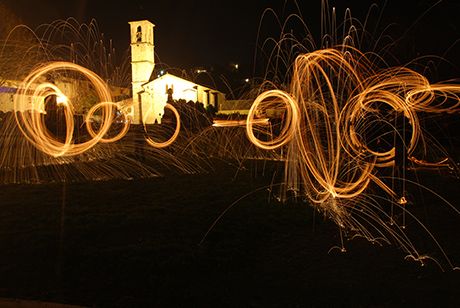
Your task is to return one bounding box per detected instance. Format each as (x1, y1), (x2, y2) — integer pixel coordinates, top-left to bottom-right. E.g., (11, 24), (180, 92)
(129, 20), (155, 124)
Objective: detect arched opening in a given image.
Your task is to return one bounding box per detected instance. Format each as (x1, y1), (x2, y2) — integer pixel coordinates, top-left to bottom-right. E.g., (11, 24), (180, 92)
(136, 26), (142, 42)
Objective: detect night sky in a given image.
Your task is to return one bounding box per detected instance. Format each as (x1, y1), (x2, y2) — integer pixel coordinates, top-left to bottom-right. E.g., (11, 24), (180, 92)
(2, 0), (460, 80)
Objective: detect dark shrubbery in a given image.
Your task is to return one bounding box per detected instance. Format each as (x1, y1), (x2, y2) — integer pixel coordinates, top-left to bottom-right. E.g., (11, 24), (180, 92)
(167, 99), (216, 133)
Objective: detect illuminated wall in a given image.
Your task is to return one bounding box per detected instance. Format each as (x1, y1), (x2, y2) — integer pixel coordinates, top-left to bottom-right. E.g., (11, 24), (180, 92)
(0, 79), (44, 113)
(218, 99), (253, 115)
(147, 73), (224, 110)
(0, 80), (19, 113)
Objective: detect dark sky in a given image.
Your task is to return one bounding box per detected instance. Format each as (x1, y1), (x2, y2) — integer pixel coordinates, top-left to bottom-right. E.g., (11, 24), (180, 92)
(2, 0), (460, 79)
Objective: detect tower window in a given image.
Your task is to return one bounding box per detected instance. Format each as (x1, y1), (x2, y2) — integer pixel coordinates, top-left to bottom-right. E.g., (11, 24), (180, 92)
(136, 26), (142, 42)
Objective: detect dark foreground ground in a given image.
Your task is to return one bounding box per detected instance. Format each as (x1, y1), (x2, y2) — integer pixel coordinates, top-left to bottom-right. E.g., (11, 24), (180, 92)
(0, 160), (459, 307)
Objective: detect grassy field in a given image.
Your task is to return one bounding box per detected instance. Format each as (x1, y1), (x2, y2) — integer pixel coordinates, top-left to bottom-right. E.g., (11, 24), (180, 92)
(0, 159), (459, 307)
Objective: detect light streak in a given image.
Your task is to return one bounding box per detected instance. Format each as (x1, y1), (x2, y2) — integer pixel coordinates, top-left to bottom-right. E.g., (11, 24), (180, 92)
(14, 62), (115, 157)
(247, 46), (460, 203)
(2, 14), (459, 270)
(13, 61), (183, 156)
(242, 46), (460, 268)
(85, 101), (130, 143)
(212, 118), (269, 127)
(0, 19), (208, 184)
(246, 90), (299, 151)
(144, 103), (181, 148)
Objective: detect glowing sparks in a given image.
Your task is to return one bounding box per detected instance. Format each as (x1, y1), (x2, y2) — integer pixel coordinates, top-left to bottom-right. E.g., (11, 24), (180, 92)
(242, 46), (460, 268)
(247, 46), (460, 203)
(13, 61), (182, 156)
(144, 103), (181, 148)
(85, 101), (130, 143)
(213, 118), (269, 127)
(2, 12), (459, 271)
(246, 90), (299, 150)
(14, 62), (115, 157)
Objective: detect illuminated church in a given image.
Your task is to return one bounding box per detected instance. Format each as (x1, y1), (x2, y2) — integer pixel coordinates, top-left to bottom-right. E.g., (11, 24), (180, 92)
(128, 20), (225, 124)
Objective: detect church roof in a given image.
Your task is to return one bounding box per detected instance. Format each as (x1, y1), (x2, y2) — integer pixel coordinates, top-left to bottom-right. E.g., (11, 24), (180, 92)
(145, 72), (224, 94)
